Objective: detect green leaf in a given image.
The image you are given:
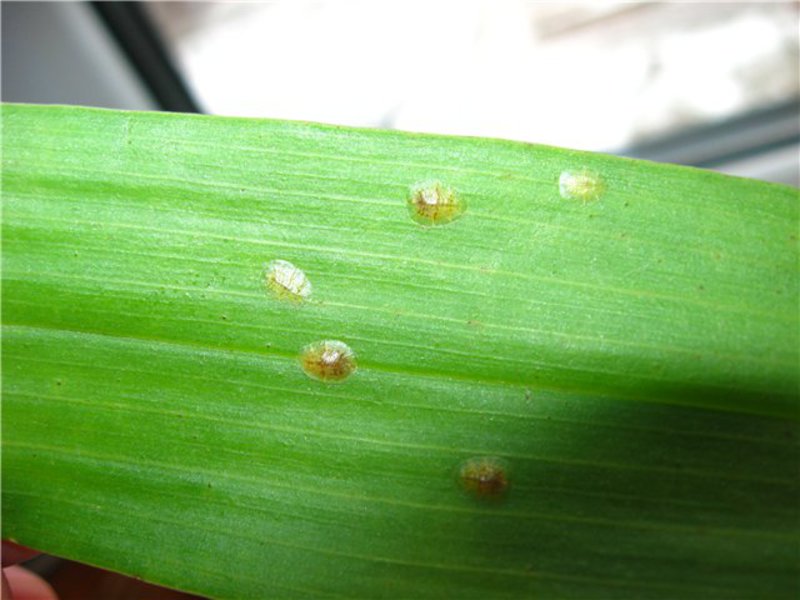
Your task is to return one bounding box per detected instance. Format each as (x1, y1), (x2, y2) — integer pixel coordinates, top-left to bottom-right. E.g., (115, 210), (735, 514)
(2, 103), (798, 599)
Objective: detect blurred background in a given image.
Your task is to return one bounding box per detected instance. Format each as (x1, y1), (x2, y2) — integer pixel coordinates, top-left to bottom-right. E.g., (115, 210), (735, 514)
(1, 1), (798, 598)
(3, 0), (799, 185)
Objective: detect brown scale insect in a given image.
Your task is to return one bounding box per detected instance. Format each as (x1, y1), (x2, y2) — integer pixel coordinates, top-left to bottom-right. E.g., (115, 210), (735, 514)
(459, 456), (509, 501)
(300, 340), (356, 382)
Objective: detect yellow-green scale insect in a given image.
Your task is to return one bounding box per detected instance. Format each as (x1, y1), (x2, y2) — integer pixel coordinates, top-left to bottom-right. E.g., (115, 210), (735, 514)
(559, 169), (605, 202)
(407, 181), (466, 226)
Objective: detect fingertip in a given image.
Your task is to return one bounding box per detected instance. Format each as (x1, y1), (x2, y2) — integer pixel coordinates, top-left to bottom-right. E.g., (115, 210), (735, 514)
(4, 565), (58, 600)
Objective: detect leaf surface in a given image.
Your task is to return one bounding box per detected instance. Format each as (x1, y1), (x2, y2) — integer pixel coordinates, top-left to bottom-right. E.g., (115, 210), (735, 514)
(2, 103), (798, 599)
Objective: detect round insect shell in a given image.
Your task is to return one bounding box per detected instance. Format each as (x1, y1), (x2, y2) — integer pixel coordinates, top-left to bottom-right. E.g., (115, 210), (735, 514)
(264, 259), (312, 303)
(458, 456), (510, 501)
(407, 181), (466, 226)
(300, 340), (357, 382)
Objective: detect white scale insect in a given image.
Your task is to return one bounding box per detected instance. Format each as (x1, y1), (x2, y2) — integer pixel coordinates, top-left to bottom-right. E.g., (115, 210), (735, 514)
(264, 259), (312, 303)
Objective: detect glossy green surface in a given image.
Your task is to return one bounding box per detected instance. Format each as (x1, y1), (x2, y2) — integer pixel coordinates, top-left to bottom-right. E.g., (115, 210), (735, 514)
(2, 103), (798, 599)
